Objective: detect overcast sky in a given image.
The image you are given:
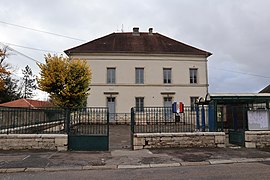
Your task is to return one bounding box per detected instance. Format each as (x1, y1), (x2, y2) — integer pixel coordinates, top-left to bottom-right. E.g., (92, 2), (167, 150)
(1, 0), (270, 100)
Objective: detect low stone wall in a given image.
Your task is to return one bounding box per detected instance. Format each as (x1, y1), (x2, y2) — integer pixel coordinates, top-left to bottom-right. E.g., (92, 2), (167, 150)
(133, 132), (225, 150)
(245, 131), (270, 148)
(0, 134), (68, 151)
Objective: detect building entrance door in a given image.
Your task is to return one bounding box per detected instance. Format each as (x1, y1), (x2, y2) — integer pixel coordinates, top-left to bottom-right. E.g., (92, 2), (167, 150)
(107, 97), (116, 122)
(164, 97), (172, 121)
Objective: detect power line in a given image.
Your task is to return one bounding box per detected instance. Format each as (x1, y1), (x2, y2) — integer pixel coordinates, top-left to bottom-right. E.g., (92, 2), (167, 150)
(1, 42), (62, 54)
(211, 67), (270, 79)
(0, 42), (43, 64)
(0, 20), (85, 42)
(8, 46), (43, 64)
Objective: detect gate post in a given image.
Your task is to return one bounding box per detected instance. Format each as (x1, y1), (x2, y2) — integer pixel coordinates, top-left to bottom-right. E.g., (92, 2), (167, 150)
(107, 108), (109, 141)
(131, 108), (135, 150)
(65, 108), (71, 134)
(196, 105), (200, 130)
(208, 105), (215, 132)
(201, 105), (205, 132)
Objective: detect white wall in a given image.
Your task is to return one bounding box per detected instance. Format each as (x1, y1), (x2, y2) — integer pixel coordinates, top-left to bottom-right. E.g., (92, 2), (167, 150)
(72, 53), (209, 113)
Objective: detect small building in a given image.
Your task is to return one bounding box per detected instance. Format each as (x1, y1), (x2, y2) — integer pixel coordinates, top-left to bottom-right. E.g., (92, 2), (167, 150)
(0, 99), (57, 131)
(203, 93), (270, 147)
(65, 27), (212, 122)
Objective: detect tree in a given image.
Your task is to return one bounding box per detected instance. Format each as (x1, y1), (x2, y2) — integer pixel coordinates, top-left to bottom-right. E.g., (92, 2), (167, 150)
(0, 46), (8, 64)
(0, 47), (10, 91)
(0, 76), (21, 103)
(0, 46), (22, 103)
(21, 65), (37, 98)
(0, 64), (10, 91)
(37, 54), (91, 108)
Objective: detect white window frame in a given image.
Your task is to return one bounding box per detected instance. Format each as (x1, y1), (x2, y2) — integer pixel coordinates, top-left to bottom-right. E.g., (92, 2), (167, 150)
(135, 68), (144, 84)
(190, 96), (199, 111)
(190, 68), (198, 84)
(107, 68), (116, 84)
(135, 97), (144, 112)
(163, 68), (172, 84)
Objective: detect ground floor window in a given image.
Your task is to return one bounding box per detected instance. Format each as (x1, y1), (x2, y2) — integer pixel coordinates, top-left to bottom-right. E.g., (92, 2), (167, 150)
(107, 97), (116, 122)
(164, 97), (173, 121)
(164, 97), (172, 107)
(107, 97), (116, 113)
(135, 97), (144, 112)
(190, 97), (199, 111)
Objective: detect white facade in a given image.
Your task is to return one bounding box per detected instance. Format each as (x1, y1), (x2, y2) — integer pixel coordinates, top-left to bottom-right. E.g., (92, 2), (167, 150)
(71, 53), (209, 113)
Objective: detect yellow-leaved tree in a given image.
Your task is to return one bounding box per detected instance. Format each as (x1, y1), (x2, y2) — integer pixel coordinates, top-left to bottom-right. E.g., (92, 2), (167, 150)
(37, 54), (91, 108)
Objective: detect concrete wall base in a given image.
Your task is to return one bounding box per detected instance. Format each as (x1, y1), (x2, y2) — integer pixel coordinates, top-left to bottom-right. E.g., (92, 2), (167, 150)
(133, 132), (226, 150)
(245, 131), (270, 148)
(0, 134), (68, 151)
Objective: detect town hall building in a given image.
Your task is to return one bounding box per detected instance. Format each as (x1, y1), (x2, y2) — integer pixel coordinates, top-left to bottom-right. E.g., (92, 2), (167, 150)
(65, 27), (212, 121)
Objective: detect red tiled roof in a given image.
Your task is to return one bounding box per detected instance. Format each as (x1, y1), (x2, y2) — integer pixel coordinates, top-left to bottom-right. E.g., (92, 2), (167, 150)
(64, 32), (212, 57)
(0, 99), (53, 108)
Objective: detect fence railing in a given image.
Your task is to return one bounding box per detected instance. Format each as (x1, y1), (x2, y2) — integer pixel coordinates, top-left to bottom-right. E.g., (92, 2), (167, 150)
(109, 113), (130, 124)
(0, 107), (109, 135)
(0, 105), (212, 134)
(0, 107), (66, 134)
(131, 106), (209, 133)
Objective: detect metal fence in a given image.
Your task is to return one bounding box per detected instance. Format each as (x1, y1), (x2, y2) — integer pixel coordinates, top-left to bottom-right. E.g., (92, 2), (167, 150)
(0, 107), (66, 134)
(131, 106), (209, 133)
(108, 113), (130, 124)
(0, 107), (109, 135)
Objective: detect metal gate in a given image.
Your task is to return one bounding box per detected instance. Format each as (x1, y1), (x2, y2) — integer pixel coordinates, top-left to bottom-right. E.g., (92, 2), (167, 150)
(229, 129), (245, 146)
(67, 107), (109, 151)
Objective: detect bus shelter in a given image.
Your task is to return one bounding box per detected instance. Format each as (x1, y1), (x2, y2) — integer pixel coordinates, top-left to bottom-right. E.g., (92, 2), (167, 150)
(201, 93), (270, 146)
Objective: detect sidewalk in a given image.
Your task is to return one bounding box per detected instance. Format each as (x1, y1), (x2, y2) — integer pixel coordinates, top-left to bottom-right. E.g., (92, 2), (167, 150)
(1, 147), (270, 173)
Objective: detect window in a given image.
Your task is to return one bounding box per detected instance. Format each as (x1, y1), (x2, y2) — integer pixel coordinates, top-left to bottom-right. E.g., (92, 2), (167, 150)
(190, 97), (199, 111)
(164, 97), (173, 121)
(163, 68), (171, 84)
(164, 97), (172, 107)
(135, 97), (144, 112)
(190, 69), (198, 84)
(135, 68), (144, 84)
(107, 68), (115, 84)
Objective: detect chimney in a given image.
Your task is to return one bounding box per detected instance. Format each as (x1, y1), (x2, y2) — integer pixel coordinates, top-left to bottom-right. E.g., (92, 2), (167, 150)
(133, 27), (140, 36)
(148, 28), (153, 35)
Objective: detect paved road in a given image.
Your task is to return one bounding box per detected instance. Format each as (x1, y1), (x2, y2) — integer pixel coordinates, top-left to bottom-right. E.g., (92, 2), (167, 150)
(1, 148), (270, 170)
(1, 162), (270, 180)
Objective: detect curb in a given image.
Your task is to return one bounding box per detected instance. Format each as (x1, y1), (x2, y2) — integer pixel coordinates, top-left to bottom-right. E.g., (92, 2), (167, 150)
(0, 157), (270, 173)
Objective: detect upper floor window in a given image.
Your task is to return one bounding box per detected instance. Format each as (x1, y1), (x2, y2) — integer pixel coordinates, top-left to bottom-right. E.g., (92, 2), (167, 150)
(135, 68), (144, 84)
(163, 68), (171, 84)
(190, 68), (198, 84)
(107, 68), (116, 84)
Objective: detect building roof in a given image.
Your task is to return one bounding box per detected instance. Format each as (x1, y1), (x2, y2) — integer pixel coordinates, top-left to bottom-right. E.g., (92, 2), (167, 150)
(209, 93), (270, 97)
(259, 84), (270, 93)
(0, 99), (53, 108)
(208, 93), (270, 104)
(64, 30), (212, 57)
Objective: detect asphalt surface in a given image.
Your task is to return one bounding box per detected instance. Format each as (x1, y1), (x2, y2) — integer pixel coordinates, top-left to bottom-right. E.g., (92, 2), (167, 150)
(0, 147), (270, 173)
(1, 125), (270, 173)
(2, 162), (270, 180)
